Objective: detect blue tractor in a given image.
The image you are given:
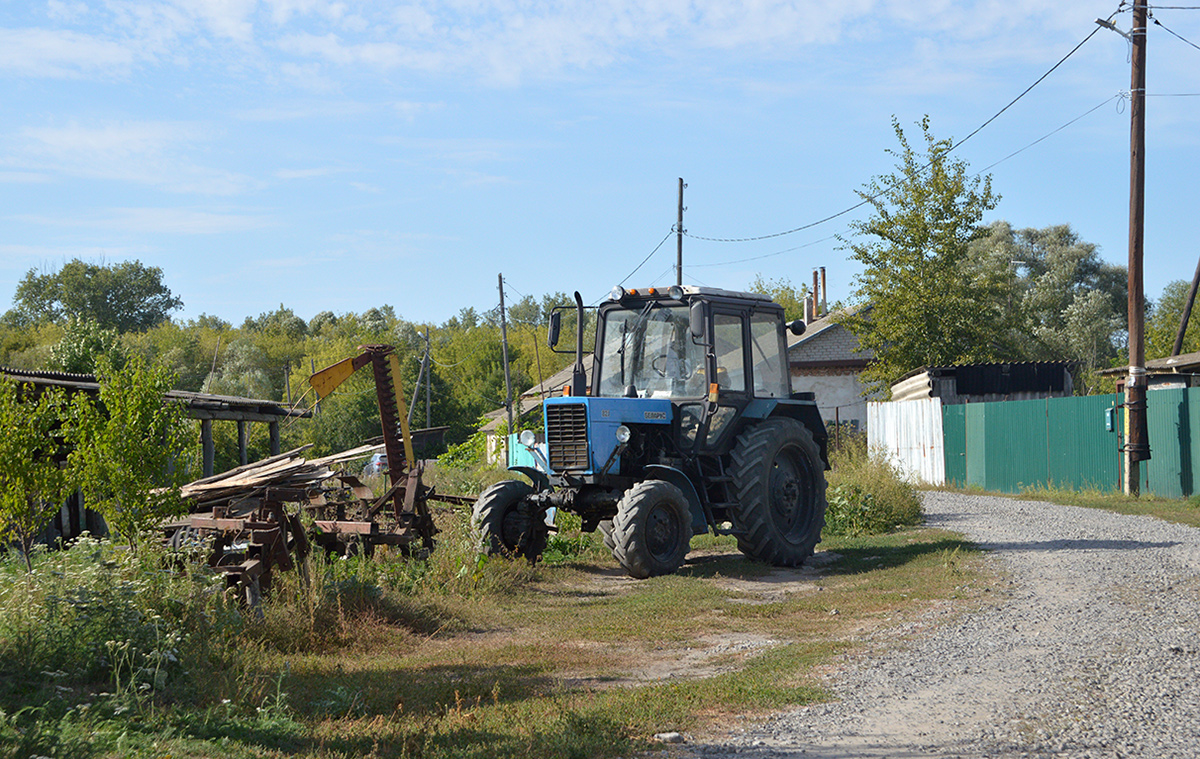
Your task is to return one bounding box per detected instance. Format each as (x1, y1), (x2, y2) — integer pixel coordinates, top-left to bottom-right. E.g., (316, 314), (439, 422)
(472, 285), (829, 578)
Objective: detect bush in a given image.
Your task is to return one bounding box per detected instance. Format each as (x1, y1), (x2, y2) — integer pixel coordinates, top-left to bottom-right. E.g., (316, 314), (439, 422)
(824, 436), (922, 536)
(0, 535), (241, 709)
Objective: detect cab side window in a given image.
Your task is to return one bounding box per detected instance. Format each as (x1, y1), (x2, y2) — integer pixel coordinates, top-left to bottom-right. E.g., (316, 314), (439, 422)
(750, 313), (790, 398)
(713, 314), (746, 392)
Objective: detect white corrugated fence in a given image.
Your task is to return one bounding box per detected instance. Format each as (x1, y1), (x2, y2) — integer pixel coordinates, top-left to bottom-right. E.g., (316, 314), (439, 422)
(867, 398), (946, 485)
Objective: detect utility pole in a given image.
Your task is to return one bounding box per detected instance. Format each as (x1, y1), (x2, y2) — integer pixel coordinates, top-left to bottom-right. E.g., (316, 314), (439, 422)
(1125, 0), (1151, 495)
(1172, 254), (1200, 357)
(425, 329), (432, 428)
(498, 274), (514, 460)
(408, 331), (430, 428)
(676, 177), (686, 287)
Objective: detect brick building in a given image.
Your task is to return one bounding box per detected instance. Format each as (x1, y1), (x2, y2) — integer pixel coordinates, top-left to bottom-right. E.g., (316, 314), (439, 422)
(788, 305), (874, 432)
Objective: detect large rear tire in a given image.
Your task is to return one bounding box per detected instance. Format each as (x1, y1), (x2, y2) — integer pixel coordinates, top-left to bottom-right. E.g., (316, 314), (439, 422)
(611, 480), (692, 578)
(472, 480), (545, 560)
(729, 417), (827, 566)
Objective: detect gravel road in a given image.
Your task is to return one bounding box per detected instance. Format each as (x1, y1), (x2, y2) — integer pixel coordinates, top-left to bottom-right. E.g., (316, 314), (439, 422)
(684, 491), (1200, 758)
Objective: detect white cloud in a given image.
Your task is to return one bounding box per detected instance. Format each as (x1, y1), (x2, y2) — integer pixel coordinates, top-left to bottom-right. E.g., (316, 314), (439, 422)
(168, 0), (258, 43)
(45, 1), (90, 23)
(15, 207), (275, 234)
(275, 166), (347, 179)
(0, 28), (135, 77)
(8, 121), (257, 195)
(100, 207), (275, 234)
(0, 171), (53, 183)
(0, 0), (1123, 87)
(392, 100), (444, 121)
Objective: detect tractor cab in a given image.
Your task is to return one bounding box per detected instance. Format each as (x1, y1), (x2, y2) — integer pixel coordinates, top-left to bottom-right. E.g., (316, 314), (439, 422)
(546, 285), (813, 468)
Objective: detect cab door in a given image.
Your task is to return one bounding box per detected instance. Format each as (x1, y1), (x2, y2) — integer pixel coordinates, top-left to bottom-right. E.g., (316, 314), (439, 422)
(700, 308), (751, 452)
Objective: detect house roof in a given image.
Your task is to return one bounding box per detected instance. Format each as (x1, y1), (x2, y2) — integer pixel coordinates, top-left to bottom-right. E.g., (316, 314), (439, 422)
(1097, 350), (1200, 376)
(480, 355), (593, 432)
(787, 303), (871, 348)
(1, 365), (310, 422)
(891, 361), (1074, 402)
(520, 354), (593, 399)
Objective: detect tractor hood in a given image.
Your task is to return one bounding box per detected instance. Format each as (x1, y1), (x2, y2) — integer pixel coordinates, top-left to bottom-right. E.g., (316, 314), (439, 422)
(542, 395), (672, 476)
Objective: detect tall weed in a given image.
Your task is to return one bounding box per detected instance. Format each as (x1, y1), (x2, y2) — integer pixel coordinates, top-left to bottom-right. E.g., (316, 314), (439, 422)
(824, 435), (922, 536)
(0, 535), (242, 709)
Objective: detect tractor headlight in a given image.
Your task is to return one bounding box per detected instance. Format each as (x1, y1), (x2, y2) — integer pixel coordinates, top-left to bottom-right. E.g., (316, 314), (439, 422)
(519, 429), (536, 448)
(615, 425), (631, 444)
(609, 286), (627, 301)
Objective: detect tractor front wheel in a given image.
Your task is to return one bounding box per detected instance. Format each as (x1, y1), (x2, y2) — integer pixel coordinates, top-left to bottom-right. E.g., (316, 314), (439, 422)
(729, 417), (827, 567)
(472, 480), (546, 561)
(611, 480), (692, 578)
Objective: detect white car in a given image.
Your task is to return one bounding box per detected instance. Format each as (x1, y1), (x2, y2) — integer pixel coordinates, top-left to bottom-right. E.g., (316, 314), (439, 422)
(362, 453), (388, 475)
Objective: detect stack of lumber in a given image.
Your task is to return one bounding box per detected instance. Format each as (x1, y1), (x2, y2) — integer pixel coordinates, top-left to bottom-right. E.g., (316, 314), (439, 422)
(179, 443), (383, 510)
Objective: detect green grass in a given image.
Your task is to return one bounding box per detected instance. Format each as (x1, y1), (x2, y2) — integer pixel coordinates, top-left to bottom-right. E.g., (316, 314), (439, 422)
(1, 474), (994, 758)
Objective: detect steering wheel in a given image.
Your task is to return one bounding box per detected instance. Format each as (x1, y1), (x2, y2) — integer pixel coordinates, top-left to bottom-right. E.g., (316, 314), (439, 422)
(651, 354), (670, 377)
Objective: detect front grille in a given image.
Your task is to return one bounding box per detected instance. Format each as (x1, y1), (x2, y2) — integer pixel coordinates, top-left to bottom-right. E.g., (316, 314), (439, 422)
(546, 403), (589, 472)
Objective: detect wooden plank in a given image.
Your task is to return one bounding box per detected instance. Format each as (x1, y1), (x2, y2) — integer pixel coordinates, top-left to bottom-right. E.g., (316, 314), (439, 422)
(313, 520), (377, 535)
(182, 445), (313, 488)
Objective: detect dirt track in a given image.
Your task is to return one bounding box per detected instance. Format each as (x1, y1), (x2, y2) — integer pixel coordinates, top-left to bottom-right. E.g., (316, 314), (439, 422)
(683, 491), (1200, 758)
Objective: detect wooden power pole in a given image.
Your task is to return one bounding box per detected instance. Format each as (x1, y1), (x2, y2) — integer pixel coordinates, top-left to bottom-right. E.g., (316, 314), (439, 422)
(498, 274), (514, 450)
(1125, 0), (1151, 495)
(676, 178), (685, 287)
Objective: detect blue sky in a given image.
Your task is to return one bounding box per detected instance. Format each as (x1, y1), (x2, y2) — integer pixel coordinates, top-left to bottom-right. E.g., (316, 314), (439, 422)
(2, 0), (1197, 326)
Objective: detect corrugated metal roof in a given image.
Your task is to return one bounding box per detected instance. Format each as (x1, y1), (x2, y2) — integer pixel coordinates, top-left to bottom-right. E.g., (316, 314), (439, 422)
(1, 365), (309, 419)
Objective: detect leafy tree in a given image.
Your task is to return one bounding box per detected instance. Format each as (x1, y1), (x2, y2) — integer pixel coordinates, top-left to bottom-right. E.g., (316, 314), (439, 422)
(48, 319), (125, 375)
(309, 310), (338, 336)
(9, 259), (182, 332)
(69, 355), (196, 551)
(966, 221), (1126, 379)
(1147, 279), (1200, 359)
(841, 116), (1004, 395)
(125, 320), (215, 392)
(202, 339), (275, 399)
(241, 304), (309, 340)
(0, 379), (74, 571)
(748, 275), (807, 322)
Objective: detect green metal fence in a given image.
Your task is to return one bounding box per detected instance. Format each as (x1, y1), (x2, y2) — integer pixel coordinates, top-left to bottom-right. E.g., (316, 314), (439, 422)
(1142, 387), (1200, 499)
(937, 390), (1191, 495)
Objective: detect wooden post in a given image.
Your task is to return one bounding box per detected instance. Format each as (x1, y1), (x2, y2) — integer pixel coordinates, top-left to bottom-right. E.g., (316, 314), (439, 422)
(269, 421), (281, 456)
(237, 420), (248, 466)
(202, 419), (215, 477)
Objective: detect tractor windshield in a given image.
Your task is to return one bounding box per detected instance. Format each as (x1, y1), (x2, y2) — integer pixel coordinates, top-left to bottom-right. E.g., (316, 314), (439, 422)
(595, 304), (707, 399)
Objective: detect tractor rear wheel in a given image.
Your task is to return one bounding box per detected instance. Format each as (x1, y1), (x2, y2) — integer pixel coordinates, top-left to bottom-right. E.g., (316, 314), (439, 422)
(611, 480), (692, 578)
(472, 480), (545, 560)
(729, 417), (827, 566)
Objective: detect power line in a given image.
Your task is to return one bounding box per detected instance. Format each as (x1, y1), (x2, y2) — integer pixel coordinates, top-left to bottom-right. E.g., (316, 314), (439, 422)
(1154, 17), (1200, 49)
(684, 11), (1113, 245)
(976, 95), (1121, 174)
(944, 20), (1107, 158)
(686, 92), (1123, 272)
(690, 235), (839, 268)
(617, 230), (674, 287)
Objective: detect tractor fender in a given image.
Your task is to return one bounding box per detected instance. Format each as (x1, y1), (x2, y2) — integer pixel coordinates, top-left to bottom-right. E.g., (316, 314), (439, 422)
(507, 466), (550, 493)
(744, 399), (830, 470)
(643, 464), (709, 535)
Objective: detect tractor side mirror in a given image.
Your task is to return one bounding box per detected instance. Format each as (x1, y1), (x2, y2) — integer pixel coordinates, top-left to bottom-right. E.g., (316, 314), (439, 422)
(548, 311), (561, 348)
(787, 319), (806, 337)
(689, 302), (708, 343)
